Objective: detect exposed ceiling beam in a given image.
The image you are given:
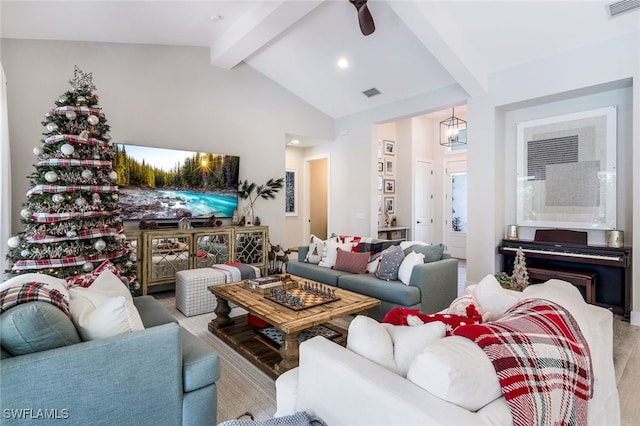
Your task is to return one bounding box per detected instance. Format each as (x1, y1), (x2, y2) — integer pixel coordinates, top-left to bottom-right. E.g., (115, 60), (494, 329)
(210, 0), (324, 70)
(389, 1), (488, 98)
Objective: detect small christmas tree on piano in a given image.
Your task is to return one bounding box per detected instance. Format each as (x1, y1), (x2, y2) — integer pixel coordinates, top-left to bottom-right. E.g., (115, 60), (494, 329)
(511, 247), (529, 291)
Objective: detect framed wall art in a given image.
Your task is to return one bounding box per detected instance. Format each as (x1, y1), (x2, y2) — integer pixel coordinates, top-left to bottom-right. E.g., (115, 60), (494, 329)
(384, 158), (394, 176)
(383, 179), (395, 194)
(285, 169), (297, 216)
(384, 197), (394, 214)
(383, 140), (395, 156)
(516, 106), (617, 230)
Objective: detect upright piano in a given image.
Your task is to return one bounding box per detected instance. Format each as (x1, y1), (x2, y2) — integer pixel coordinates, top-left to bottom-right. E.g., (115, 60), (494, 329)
(498, 229), (632, 318)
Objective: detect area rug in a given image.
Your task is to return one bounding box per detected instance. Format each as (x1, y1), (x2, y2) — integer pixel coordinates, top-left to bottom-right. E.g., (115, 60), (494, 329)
(256, 325), (342, 348)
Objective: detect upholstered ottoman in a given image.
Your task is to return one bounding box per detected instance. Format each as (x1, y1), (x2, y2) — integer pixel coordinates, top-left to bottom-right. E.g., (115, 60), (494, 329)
(176, 264), (262, 317)
(175, 268), (227, 317)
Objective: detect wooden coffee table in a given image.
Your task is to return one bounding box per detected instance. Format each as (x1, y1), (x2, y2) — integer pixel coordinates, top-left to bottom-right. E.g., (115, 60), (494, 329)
(207, 275), (380, 378)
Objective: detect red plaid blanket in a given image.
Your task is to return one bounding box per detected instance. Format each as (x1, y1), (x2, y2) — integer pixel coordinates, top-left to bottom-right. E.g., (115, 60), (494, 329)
(0, 282), (72, 319)
(453, 299), (593, 426)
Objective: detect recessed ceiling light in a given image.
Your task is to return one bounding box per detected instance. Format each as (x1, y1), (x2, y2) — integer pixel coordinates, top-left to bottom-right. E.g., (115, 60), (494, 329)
(290, 139), (300, 145)
(337, 58), (349, 69)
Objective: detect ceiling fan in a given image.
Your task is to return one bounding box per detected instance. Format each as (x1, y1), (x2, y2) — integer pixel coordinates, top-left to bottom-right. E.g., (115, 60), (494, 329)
(349, 0), (375, 36)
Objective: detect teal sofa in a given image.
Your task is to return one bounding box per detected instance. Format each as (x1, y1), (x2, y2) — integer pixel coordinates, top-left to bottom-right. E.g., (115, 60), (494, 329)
(0, 295), (219, 426)
(286, 246), (459, 320)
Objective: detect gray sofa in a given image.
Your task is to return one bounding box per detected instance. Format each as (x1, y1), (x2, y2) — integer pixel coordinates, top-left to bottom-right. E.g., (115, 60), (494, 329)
(0, 295), (219, 426)
(287, 245), (458, 320)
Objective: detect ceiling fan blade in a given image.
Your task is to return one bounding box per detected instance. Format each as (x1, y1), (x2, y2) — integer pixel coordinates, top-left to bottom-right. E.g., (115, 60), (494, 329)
(349, 0), (375, 36)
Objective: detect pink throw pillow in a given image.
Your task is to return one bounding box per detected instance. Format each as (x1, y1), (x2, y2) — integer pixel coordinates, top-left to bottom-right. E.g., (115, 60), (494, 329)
(333, 248), (370, 274)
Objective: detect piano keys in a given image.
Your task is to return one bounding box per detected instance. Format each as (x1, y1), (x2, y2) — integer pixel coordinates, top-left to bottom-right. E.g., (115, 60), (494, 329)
(498, 229), (631, 318)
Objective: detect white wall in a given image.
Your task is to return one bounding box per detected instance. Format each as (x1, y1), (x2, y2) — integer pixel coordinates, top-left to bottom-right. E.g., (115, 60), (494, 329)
(1, 39), (334, 246)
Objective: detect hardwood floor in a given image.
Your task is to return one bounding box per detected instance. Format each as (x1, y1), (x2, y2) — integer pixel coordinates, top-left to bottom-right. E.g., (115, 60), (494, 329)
(457, 260), (640, 425)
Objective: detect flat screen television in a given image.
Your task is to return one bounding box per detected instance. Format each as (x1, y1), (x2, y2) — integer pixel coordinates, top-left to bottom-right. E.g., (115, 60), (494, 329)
(113, 143), (240, 222)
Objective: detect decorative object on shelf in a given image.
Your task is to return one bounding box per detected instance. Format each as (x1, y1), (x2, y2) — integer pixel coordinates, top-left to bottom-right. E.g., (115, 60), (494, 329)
(238, 177), (284, 225)
(232, 209), (239, 225)
(506, 224), (519, 240)
(439, 108), (467, 148)
(202, 214), (222, 227)
(383, 210), (391, 227)
(254, 216), (261, 226)
(606, 230), (624, 248)
(178, 217), (192, 230)
(139, 220), (158, 229)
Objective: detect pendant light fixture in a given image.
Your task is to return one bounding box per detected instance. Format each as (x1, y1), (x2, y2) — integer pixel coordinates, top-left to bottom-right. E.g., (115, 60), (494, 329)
(439, 108), (467, 148)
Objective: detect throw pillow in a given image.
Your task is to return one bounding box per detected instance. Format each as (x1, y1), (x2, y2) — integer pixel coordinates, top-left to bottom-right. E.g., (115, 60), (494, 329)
(406, 336), (503, 411)
(318, 241), (355, 268)
(66, 260), (122, 288)
(69, 270), (144, 341)
(381, 322), (445, 377)
(375, 245), (405, 281)
(402, 243), (444, 263)
(346, 315), (396, 373)
(0, 301), (81, 356)
(333, 248), (370, 274)
(304, 235), (325, 264)
(366, 258), (380, 274)
(446, 288), (489, 322)
(397, 251), (425, 285)
(470, 274), (521, 321)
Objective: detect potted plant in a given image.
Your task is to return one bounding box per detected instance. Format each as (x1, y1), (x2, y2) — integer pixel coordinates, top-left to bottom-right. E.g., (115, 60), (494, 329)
(238, 177), (284, 225)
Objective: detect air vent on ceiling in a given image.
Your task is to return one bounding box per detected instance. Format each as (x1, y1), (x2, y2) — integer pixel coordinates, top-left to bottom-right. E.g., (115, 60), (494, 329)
(362, 88), (381, 98)
(608, 0), (640, 16)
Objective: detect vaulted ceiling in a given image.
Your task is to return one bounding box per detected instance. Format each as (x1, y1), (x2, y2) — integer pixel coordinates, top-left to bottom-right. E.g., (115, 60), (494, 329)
(2, 1), (639, 120)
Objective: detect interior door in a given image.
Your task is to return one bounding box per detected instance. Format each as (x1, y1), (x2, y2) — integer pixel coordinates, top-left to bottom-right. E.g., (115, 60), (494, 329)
(414, 160), (433, 243)
(308, 158), (328, 240)
(444, 160), (467, 259)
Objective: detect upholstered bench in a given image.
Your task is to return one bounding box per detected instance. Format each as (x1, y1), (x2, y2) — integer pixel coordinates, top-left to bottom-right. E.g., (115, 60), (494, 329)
(176, 264), (261, 316)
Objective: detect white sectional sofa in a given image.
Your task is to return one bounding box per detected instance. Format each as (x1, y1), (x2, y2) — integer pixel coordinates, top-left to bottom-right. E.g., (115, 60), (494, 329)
(274, 279), (620, 426)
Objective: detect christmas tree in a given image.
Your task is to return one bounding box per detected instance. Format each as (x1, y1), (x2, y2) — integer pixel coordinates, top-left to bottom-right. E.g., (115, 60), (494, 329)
(511, 247), (529, 291)
(5, 66), (137, 291)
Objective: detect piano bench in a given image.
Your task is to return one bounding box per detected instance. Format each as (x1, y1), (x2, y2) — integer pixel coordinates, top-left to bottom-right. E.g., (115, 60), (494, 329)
(527, 267), (596, 304)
